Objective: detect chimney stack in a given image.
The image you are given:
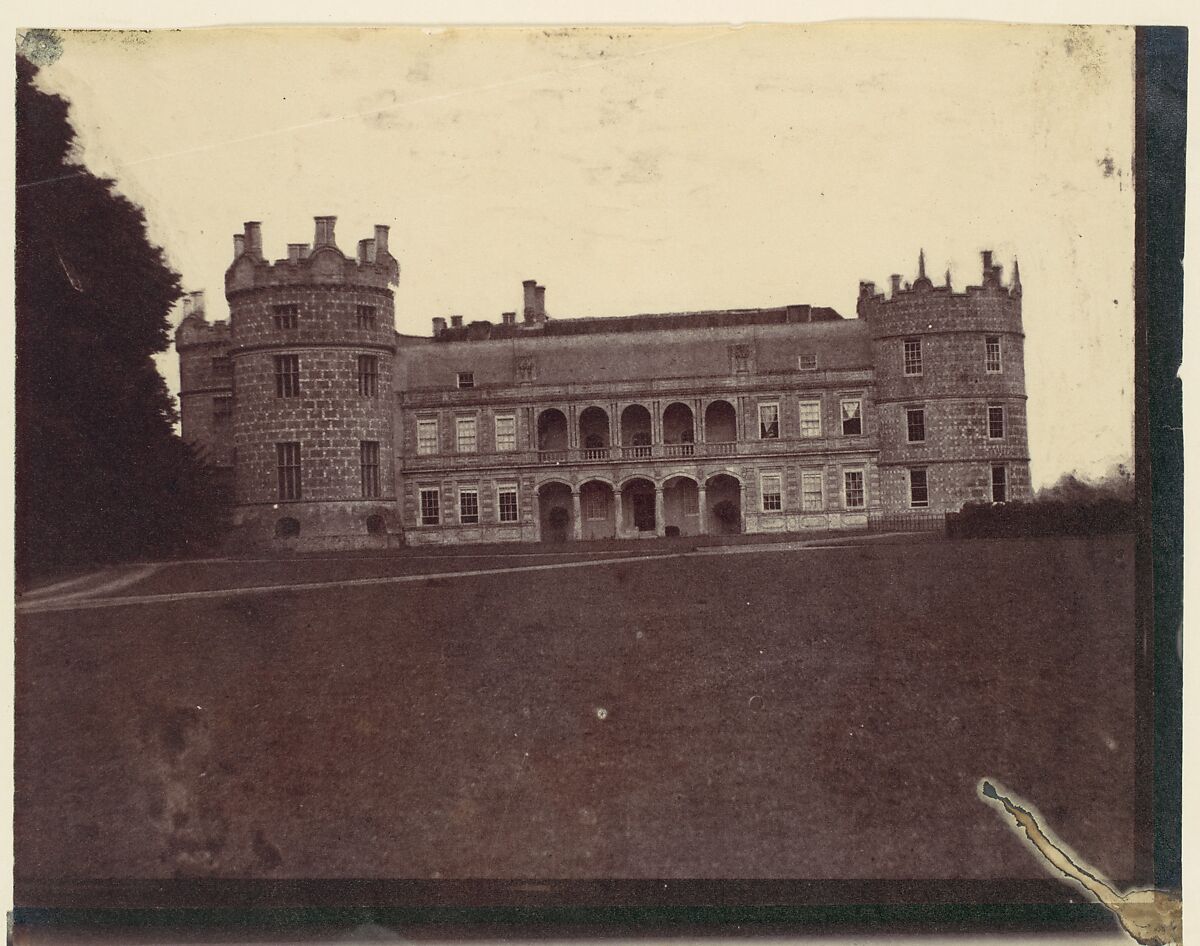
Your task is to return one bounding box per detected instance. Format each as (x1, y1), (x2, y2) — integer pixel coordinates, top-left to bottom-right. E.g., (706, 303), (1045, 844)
(522, 280), (538, 322)
(374, 225), (389, 258)
(313, 216), (337, 247)
(450, 314), (464, 328)
(502, 312), (516, 325)
(244, 221), (263, 259)
(357, 239), (376, 264)
(981, 250), (993, 272)
(890, 274), (902, 297)
(535, 285), (546, 320)
(288, 243), (306, 263)
(190, 289), (206, 314)
(181, 294), (195, 318)
(233, 233), (245, 257)
(432, 317), (447, 335)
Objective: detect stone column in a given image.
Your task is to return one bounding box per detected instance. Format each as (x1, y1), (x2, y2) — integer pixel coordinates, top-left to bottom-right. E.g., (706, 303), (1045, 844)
(651, 400), (662, 444)
(614, 488), (625, 539)
(655, 486), (666, 537)
(695, 398), (705, 443)
(697, 484), (708, 534)
(568, 404), (578, 450)
(571, 487), (582, 541)
(533, 490), (542, 542)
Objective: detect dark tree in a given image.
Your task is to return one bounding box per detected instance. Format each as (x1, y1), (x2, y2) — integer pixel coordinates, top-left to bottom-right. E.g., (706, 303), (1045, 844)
(16, 54), (223, 577)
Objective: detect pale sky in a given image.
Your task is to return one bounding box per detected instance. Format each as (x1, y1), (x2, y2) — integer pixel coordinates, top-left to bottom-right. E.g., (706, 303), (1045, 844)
(28, 23), (1137, 488)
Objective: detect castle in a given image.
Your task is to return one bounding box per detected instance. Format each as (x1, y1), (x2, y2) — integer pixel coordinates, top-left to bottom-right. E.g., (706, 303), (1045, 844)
(175, 216), (1031, 549)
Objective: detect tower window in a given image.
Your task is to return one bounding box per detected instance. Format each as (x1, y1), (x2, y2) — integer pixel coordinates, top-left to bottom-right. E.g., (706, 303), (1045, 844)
(986, 335), (1002, 373)
(358, 355), (379, 396)
(991, 465), (1008, 503)
(906, 407), (926, 443)
(360, 440), (380, 499)
(909, 468), (929, 508)
(356, 304), (376, 329)
(841, 398), (862, 436)
(988, 405), (1005, 439)
(276, 442), (302, 500)
(274, 354), (300, 398)
(272, 304), (299, 330)
(903, 338), (922, 376)
(457, 371), (475, 389)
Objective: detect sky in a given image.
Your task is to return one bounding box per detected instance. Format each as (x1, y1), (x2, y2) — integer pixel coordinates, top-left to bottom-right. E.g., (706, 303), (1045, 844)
(25, 22), (1137, 488)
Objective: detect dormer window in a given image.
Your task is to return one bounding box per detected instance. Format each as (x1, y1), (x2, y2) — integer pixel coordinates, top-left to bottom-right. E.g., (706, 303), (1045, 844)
(273, 304), (299, 330)
(457, 372), (475, 389)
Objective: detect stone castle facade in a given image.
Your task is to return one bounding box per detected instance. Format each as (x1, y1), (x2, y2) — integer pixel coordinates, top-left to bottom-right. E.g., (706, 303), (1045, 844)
(175, 216), (1031, 549)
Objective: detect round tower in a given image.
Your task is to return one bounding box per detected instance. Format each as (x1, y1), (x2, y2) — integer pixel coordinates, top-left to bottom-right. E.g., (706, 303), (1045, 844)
(225, 216), (401, 548)
(857, 249), (1031, 513)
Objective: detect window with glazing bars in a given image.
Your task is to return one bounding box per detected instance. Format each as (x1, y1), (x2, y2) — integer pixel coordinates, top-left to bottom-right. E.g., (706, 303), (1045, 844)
(459, 488), (479, 524)
(985, 335), (1002, 373)
(273, 304), (299, 330)
(497, 485), (519, 523)
(274, 355), (300, 397)
(494, 414), (516, 451)
(910, 468), (929, 507)
(456, 416), (477, 453)
(841, 399), (862, 436)
(419, 488), (440, 525)
(360, 441), (380, 498)
(991, 465), (1007, 502)
(798, 400), (821, 438)
(277, 442), (301, 500)
(801, 471), (824, 511)
(356, 305), (376, 329)
(903, 338), (922, 375)
(988, 405), (1005, 439)
(759, 403), (780, 439)
(906, 408), (926, 442)
(844, 470), (865, 508)
(761, 474), (783, 511)
(358, 355), (378, 396)
(416, 418), (438, 455)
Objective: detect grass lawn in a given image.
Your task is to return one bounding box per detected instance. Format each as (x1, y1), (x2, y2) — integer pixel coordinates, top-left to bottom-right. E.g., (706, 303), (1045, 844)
(14, 534), (1137, 884)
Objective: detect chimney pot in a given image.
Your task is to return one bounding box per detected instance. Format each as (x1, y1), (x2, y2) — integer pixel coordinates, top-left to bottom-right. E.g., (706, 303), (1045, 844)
(450, 314), (464, 328)
(191, 289), (206, 314)
(357, 239), (375, 264)
(314, 216), (337, 247)
(288, 243), (305, 263)
(981, 249), (994, 271)
(233, 233), (245, 257)
(890, 274), (902, 296)
(243, 221), (262, 259)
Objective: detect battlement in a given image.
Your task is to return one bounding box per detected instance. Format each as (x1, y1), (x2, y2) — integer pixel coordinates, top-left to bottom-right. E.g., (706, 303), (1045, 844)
(857, 249), (1021, 314)
(174, 290), (230, 348)
(224, 216), (400, 297)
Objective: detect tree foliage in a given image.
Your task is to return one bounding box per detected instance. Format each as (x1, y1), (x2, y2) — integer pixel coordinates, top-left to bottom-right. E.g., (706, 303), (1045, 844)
(16, 54), (224, 576)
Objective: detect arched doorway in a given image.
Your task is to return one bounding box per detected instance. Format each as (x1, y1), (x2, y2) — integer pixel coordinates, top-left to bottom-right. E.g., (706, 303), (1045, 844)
(537, 409), (568, 460)
(704, 400), (737, 444)
(706, 473), (742, 534)
(537, 482), (573, 542)
(663, 402), (695, 456)
(662, 475), (700, 536)
(579, 479), (616, 539)
(578, 407), (611, 459)
(620, 404), (653, 457)
(620, 477), (657, 534)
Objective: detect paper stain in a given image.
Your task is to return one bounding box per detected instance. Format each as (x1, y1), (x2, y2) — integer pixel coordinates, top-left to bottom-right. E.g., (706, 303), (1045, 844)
(981, 780), (1182, 946)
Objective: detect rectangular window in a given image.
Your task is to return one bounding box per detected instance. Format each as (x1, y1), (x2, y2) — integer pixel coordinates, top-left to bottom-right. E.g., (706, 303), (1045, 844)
(761, 473), (783, 512)
(459, 487), (480, 525)
(494, 414), (516, 452)
(988, 405), (1005, 439)
(906, 407), (926, 443)
(272, 304), (299, 330)
(985, 335), (1002, 373)
(276, 442), (301, 500)
(992, 465), (1008, 503)
(583, 489), (607, 520)
(356, 304), (376, 329)
(274, 354), (300, 397)
(456, 416), (477, 453)
(416, 418), (438, 455)
(419, 487), (440, 525)
(801, 471), (824, 511)
(457, 371), (474, 389)
(798, 400), (822, 438)
(360, 440), (380, 498)
(797, 353), (818, 371)
(910, 468), (929, 508)
(211, 356), (232, 380)
(357, 354), (379, 396)
(841, 398), (862, 436)
(903, 338), (922, 376)
(213, 395), (232, 424)
(844, 469), (865, 509)
(497, 484), (519, 523)
(759, 402), (780, 439)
